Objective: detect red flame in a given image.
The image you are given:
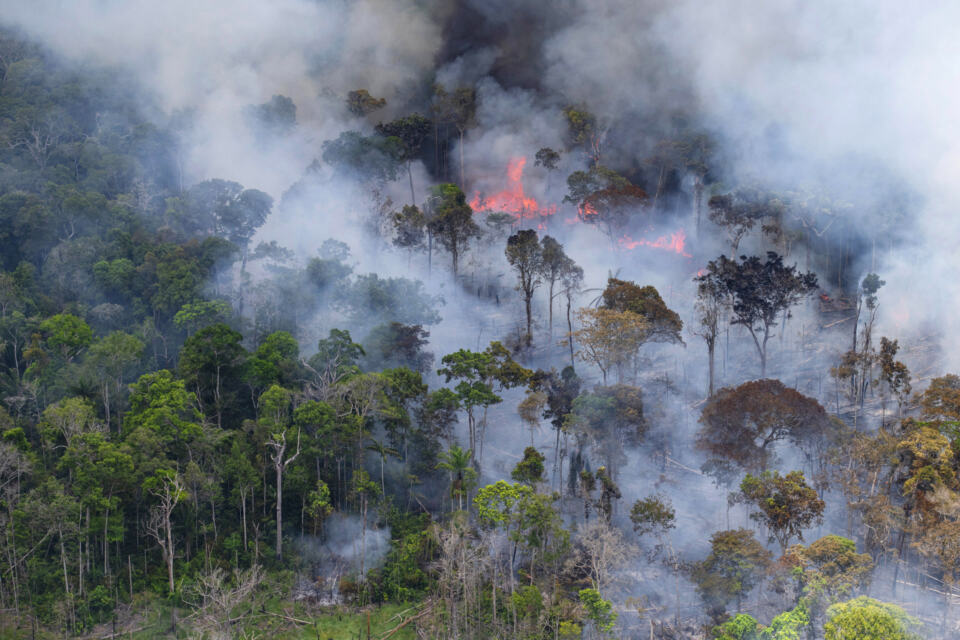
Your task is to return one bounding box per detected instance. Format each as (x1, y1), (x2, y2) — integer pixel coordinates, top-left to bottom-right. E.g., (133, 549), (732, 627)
(470, 157), (557, 220)
(618, 230), (692, 258)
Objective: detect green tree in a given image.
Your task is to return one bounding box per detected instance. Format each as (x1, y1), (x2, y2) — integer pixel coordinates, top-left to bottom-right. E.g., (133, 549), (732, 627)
(85, 330), (144, 431)
(426, 183), (480, 277)
(375, 113), (432, 204)
(824, 597), (921, 640)
(693, 529), (772, 616)
(733, 470), (825, 553)
(505, 229), (543, 344)
(436, 445), (477, 511)
(39, 313), (92, 362)
(346, 89), (386, 117)
(512, 447), (546, 486)
(178, 323), (247, 427)
(578, 587), (617, 637)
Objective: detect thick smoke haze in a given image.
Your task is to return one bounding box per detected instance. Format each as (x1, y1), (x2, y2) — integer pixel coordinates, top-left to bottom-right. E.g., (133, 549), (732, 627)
(4, 0), (959, 636)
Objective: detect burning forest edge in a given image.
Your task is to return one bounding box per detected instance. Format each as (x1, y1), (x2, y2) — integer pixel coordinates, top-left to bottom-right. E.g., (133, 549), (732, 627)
(0, 2), (956, 639)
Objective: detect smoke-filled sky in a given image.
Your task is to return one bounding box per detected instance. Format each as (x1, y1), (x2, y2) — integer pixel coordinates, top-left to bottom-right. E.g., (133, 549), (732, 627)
(6, 0), (959, 368)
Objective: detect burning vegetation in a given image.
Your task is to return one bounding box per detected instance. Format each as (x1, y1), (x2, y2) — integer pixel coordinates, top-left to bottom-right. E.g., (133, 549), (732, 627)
(0, 3), (956, 640)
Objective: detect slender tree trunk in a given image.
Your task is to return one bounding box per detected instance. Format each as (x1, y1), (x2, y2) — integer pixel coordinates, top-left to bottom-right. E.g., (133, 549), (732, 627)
(275, 464), (283, 561)
(707, 339), (716, 397)
(407, 162), (416, 205)
(525, 293), (532, 345)
(548, 280), (555, 337)
(165, 515), (174, 594)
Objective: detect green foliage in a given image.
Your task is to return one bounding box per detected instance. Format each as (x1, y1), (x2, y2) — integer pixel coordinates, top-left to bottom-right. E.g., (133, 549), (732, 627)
(734, 470), (825, 552)
(630, 494), (676, 537)
(824, 597), (922, 640)
(712, 613), (759, 640)
(511, 446), (546, 485)
(693, 529), (772, 615)
(578, 587), (617, 636)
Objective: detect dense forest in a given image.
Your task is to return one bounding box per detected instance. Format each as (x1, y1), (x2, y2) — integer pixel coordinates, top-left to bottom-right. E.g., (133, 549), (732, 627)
(0, 2), (957, 639)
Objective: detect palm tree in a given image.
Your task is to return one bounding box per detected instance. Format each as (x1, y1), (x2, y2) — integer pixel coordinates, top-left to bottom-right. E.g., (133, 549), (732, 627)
(436, 445), (477, 511)
(366, 437), (400, 495)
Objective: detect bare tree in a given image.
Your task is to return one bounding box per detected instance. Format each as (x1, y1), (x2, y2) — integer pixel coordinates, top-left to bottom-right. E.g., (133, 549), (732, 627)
(567, 519), (637, 597)
(145, 472), (186, 595)
(187, 564), (263, 640)
(266, 429), (300, 561)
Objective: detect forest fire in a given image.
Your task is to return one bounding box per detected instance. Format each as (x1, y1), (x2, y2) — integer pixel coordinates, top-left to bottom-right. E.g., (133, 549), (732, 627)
(470, 157), (557, 221)
(618, 230), (692, 257)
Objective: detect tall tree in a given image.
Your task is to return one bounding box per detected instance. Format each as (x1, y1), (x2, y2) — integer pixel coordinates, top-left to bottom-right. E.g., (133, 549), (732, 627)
(693, 274), (723, 397)
(505, 229), (543, 345)
(433, 85), (476, 187)
(538, 236), (570, 338)
(707, 188), (783, 255)
(436, 445), (477, 511)
(732, 470), (825, 553)
(697, 252), (818, 376)
(426, 183), (480, 277)
(571, 308), (649, 384)
(693, 528), (772, 617)
(696, 379), (834, 484)
(375, 113), (432, 204)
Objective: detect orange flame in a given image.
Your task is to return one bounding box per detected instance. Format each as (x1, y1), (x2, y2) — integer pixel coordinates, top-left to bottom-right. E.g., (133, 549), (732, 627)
(618, 230), (692, 258)
(470, 157), (557, 220)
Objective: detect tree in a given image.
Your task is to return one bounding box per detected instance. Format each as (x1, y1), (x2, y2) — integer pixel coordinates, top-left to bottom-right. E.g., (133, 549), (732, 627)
(878, 337), (911, 420)
(306, 328), (365, 397)
(538, 236), (570, 337)
(733, 470), (825, 553)
(630, 494), (676, 538)
(566, 385), (645, 480)
(392, 204), (426, 257)
(563, 106), (606, 166)
(183, 179), (272, 255)
(436, 445), (477, 511)
(707, 189), (784, 255)
(693, 529), (772, 616)
(511, 447), (546, 485)
(350, 469), (380, 578)
(173, 300), (232, 336)
(823, 597), (922, 640)
(696, 379), (834, 483)
(578, 587), (617, 638)
(426, 183), (480, 277)
(366, 436), (399, 496)
(785, 535), (873, 623)
(321, 130), (400, 184)
(697, 252), (818, 375)
(346, 89), (386, 117)
(40, 313), (92, 363)
(85, 331), (144, 431)
(505, 229), (543, 344)
(433, 85), (476, 187)
(571, 308), (649, 384)
(375, 113), (431, 204)
(246, 94), (296, 137)
(600, 278), (683, 344)
(534, 147), (560, 170)
(178, 323), (247, 428)
(438, 343), (531, 463)
(559, 260), (584, 365)
(694, 274), (724, 397)
(143, 469), (186, 595)
(564, 166), (647, 243)
(264, 414), (300, 562)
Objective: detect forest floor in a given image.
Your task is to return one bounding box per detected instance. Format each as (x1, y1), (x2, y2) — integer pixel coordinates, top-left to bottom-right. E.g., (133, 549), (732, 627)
(0, 601), (420, 639)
